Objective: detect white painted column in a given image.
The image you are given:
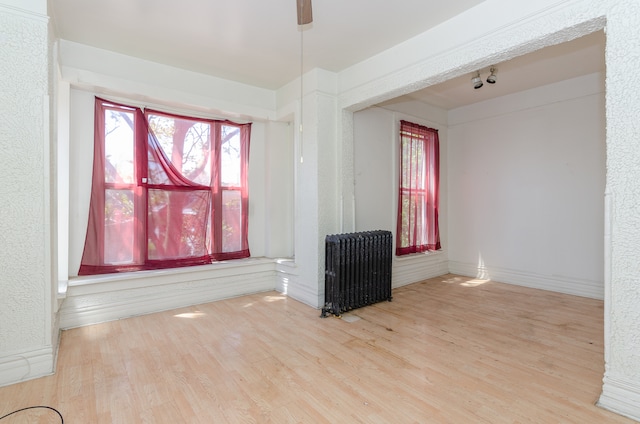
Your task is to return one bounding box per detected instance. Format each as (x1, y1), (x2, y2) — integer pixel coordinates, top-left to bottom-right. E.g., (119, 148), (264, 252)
(597, 1), (640, 420)
(287, 69), (339, 308)
(0, 0), (56, 386)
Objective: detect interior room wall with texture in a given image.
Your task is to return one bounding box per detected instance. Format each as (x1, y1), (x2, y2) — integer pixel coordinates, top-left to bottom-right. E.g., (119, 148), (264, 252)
(0, 0), (56, 387)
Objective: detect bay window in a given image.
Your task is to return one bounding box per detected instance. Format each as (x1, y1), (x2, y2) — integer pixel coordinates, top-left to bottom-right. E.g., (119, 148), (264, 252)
(79, 98), (251, 275)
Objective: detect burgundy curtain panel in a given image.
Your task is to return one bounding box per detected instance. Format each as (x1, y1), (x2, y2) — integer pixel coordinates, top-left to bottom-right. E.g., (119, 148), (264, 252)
(396, 120), (441, 256)
(79, 98), (251, 275)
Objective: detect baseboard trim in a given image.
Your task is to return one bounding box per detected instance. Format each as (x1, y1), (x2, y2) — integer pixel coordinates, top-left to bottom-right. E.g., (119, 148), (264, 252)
(598, 374), (640, 421)
(393, 252), (449, 288)
(286, 278), (322, 309)
(60, 259), (279, 329)
(0, 347), (54, 388)
(448, 261), (603, 299)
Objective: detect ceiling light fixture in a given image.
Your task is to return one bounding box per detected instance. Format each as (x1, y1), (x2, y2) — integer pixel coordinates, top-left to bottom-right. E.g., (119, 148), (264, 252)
(471, 71), (483, 89)
(486, 66), (497, 84)
(471, 67), (498, 90)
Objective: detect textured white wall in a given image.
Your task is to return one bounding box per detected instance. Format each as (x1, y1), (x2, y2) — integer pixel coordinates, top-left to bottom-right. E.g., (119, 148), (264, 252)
(275, 68), (341, 307)
(1, 0), (45, 14)
(290, 82), (339, 307)
(0, 3), (54, 385)
(448, 73), (605, 299)
(598, 1), (640, 419)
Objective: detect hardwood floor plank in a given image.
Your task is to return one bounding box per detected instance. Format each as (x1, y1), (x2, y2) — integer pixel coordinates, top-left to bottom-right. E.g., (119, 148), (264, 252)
(0, 274), (634, 423)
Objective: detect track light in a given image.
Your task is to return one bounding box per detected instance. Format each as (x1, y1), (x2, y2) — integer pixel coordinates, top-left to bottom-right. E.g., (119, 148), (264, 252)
(471, 67), (498, 89)
(486, 66), (497, 84)
(471, 71), (483, 89)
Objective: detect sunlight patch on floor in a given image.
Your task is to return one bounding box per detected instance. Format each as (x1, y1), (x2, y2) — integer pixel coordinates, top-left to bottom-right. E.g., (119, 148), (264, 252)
(341, 314), (361, 323)
(442, 275), (490, 287)
(460, 278), (490, 287)
(173, 311), (206, 319)
(264, 295), (286, 302)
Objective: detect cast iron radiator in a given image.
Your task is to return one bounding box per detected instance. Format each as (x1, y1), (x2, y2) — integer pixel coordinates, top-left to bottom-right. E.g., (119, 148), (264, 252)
(321, 230), (392, 317)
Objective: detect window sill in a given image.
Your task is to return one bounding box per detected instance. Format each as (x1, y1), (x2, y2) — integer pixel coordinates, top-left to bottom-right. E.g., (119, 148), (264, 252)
(394, 249), (446, 262)
(67, 257), (281, 295)
(60, 257), (294, 329)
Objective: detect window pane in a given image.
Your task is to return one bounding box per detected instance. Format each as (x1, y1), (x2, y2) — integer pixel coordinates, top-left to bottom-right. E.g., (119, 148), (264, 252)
(147, 148), (170, 185)
(398, 192), (426, 249)
(221, 189), (242, 252)
(183, 122), (211, 185)
(399, 194), (411, 248)
(105, 109), (134, 184)
(147, 189), (211, 260)
(148, 114), (175, 159)
(411, 140), (425, 190)
(148, 114), (211, 185)
(221, 125), (241, 187)
(400, 137), (414, 189)
(104, 189), (135, 264)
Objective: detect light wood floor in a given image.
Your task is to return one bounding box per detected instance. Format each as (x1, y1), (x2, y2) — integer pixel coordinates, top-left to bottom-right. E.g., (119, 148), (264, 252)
(0, 274), (635, 423)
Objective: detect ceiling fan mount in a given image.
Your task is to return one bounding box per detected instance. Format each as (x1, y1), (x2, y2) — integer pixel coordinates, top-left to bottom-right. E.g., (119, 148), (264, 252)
(297, 0), (313, 25)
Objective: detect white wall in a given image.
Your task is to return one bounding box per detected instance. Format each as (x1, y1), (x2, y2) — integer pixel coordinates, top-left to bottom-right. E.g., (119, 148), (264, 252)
(447, 73), (605, 299)
(353, 107), (395, 233)
(262, 121), (294, 258)
(599, 1), (640, 417)
(353, 105), (449, 287)
(59, 40), (276, 120)
(67, 89), (93, 275)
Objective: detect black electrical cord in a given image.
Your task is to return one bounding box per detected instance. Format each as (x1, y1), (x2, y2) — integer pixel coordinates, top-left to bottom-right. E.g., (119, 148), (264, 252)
(0, 405), (63, 422)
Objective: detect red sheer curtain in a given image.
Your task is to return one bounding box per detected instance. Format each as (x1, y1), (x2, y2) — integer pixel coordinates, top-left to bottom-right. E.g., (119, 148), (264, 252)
(79, 98), (147, 274)
(79, 98), (251, 275)
(144, 109), (215, 268)
(211, 121), (251, 260)
(396, 120), (440, 256)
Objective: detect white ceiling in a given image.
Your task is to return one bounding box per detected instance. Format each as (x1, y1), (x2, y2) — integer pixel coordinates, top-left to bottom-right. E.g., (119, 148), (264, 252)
(49, 0), (605, 110)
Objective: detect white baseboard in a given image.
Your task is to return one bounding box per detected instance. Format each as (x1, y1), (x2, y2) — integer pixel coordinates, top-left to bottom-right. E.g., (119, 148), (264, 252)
(393, 252), (449, 288)
(598, 374), (640, 421)
(286, 278), (323, 309)
(0, 347), (54, 388)
(448, 260), (603, 299)
(60, 259), (278, 329)
(274, 260), (324, 309)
